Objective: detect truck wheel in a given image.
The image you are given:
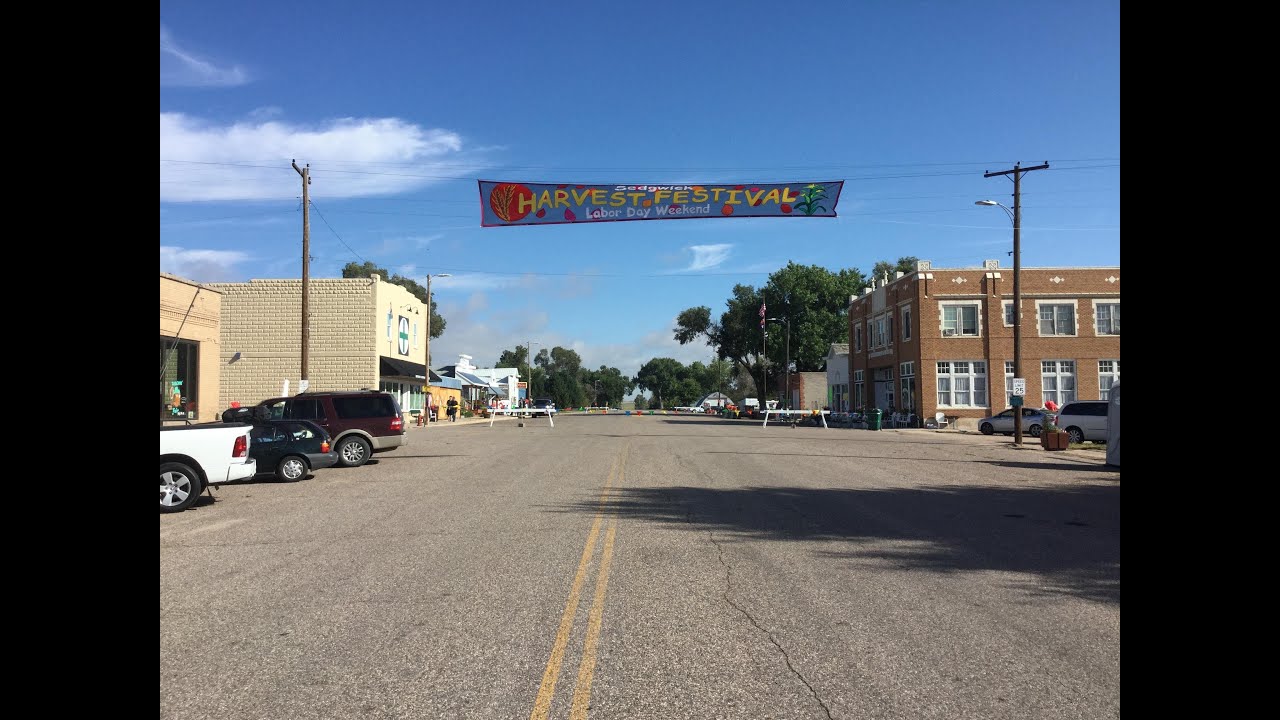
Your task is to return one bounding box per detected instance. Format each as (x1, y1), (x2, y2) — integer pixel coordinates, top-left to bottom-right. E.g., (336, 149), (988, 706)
(160, 462), (202, 513)
(277, 456), (308, 482)
(336, 436), (371, 467)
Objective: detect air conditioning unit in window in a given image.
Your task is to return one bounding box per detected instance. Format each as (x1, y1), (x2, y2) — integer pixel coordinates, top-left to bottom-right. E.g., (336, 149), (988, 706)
(942, 329), (957, 337)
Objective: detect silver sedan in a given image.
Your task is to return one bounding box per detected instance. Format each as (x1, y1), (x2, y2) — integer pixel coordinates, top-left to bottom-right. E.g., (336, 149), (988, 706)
(978, 408), (1046, 437)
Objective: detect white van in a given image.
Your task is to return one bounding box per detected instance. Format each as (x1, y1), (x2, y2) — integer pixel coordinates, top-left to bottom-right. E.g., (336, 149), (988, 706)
(1052, 400), (1109, 443)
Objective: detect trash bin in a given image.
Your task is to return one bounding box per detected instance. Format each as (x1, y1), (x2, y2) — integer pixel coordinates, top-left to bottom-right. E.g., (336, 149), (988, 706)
(867, 408), (883, 431)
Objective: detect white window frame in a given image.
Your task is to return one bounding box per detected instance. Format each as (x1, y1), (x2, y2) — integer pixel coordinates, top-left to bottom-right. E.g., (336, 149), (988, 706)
(413, 322), (419, 348)
(1098, 360), (1120, 400)
(939, 301), (981, 337)
(1004, 360), (1015, 408)
(1003, 301), (1016, 327)
(935, 360), (988, 408)
(386, 309), (393, 339)
(1036, 301), (1077, 337)
(1041, 360), (1077, 406)
(899, 361), (916, 414)
(853, 369), (865, 411)
(901, 305), (912, 342)
(1093, 301), (1120, 336)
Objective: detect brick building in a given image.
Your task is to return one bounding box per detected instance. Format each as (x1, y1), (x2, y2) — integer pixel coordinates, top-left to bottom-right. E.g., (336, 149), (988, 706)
(210, 275), (432, 417)
(779, 371), (829, 410)
(848, 260), (1120, 427)
(160, 273), (222, 424)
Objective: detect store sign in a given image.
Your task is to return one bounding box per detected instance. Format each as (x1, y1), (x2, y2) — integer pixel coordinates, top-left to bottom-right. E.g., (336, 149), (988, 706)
(398, 316), (410, 356)
(479, 180), (844, 227)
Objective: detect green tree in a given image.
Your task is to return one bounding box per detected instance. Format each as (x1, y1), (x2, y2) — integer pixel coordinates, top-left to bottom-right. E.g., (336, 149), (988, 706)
(675, 263), (866, 400)
(871, 257), (919, 284)
(581, 366), (634, 407)
(633, 394), (648, 411)
(342, 261), (447, 338)
(634, 357), (686, 409)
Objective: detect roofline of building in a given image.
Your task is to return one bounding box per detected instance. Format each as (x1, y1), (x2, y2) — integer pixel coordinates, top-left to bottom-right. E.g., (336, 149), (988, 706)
(160, 272), (222, 293)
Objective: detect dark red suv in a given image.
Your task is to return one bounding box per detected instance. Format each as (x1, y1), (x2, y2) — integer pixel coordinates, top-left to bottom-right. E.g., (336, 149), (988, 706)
(256, 390), (406, 467)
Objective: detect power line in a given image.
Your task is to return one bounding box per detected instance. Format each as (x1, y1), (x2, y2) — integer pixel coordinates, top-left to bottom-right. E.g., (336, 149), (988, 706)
(307, 200), (366, 263)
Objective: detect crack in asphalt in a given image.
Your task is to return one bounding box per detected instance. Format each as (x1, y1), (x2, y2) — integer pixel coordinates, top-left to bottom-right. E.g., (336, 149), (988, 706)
(710, 530), (835, 720)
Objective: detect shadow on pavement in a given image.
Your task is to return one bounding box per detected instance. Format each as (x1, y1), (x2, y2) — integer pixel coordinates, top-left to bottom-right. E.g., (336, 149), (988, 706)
(552, 482), (1119, 604)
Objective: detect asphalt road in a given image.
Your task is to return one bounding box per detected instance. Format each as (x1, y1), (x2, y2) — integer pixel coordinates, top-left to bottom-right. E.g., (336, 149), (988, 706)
(160, 413), (1120, 719)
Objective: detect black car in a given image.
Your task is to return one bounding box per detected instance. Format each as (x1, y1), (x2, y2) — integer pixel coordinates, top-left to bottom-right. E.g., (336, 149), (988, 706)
(532, 397), (556, 417)
(247, 419), (339, 481)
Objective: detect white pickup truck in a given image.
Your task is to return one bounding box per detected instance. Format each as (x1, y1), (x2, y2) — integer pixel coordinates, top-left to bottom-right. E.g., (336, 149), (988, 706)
(160, 423), (257, 513)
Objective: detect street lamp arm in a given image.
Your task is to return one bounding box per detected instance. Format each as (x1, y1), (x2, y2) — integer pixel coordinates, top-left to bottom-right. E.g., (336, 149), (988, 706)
(976, 200), (1014, 224)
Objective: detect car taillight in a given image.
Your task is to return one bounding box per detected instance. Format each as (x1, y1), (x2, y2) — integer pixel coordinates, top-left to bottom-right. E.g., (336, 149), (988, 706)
(233, 435), (248, 458)
(321, 440), (330, 453)
(391, 416), (403, 431)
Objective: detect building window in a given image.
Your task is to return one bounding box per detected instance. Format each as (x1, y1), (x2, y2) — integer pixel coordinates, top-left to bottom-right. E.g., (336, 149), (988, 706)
(1003, 301), (1016, 327)
(854, 325), (862, 352)
(936, 361), (988, 408)
(414, 322), (419, 348)
(886, 315), (893, 344)
(901, 305), (912, 341)
(940, 303), (980, 337)
(1041, 360), (1077, 406)
(1099, 360), (1120, 400)
(386, 309), (392, 339)
(853, 370), (864, 411)
(1038, 303), (1076, 336)
(873, 317), (886, 347)
(1096, 303), (1120, 335)
(1003, 361), (1016, 408)
(899, 361), (916, 414)
(159, 336), (199, 420)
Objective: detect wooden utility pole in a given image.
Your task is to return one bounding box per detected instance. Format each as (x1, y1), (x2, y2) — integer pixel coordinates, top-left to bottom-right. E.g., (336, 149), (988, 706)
(292, 160), (312, 388)
(984, 161), (1049, 447)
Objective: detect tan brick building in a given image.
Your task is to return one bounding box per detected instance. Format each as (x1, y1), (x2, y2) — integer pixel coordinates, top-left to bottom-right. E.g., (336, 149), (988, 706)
(210, 275), (432, 417)
(848, 260), (1120, 427)
(160, 274), (222, 424)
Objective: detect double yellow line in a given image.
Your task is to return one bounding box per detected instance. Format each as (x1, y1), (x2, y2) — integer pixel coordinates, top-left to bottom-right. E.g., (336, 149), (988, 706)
(529, 446), (628, 720)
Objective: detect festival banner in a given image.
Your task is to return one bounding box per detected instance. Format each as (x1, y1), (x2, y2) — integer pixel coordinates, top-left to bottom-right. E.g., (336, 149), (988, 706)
(479, 180), (844, 227)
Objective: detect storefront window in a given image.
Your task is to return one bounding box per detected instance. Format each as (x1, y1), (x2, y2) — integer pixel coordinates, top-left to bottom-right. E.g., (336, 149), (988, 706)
(159, 337), (199, 421)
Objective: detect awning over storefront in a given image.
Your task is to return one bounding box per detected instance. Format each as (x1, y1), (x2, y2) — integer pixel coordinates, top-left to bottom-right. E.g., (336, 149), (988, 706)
(456, 371), (505, 395)
(380, 357), (427, 380)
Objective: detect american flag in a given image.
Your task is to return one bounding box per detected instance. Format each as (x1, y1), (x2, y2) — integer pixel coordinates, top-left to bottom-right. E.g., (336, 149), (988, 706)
(759, 300), (766, 329)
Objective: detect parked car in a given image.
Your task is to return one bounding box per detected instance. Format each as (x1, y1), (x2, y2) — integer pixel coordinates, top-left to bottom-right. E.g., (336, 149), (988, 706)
(254, 390), (406, 468)
(248, 419), (338, 481)
(978, 408), (1047, 437)
(532, 397), (556, 417)
(160, 422), (257, 513)
(1050, 400), (1110, 443)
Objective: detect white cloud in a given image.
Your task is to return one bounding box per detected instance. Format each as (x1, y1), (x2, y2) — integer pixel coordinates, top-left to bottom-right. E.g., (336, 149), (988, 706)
(160, 246), (250, 282)
(682, 243), (733, 272)
(160, 25), (248, 87)
(160, 113), (480, 202)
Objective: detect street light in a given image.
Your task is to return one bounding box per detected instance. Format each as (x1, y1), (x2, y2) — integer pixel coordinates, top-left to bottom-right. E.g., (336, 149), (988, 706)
(977, 199), (1023, 446)
(767, 317), (790, 409)
(423, 273), (451, 426)
(526, 340), (540, 404)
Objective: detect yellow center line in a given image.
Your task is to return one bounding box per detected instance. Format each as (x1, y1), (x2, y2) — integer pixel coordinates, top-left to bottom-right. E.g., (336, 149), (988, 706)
(528, 452), (621, 720)
(568, 519), (617, 720)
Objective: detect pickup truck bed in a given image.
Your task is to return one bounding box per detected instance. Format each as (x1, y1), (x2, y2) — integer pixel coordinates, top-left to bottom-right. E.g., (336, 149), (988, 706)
(160, 422), (257, 513)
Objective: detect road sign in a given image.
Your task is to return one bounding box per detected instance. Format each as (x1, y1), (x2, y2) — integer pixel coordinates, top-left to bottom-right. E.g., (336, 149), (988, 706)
(1012, 377), (1026, 396)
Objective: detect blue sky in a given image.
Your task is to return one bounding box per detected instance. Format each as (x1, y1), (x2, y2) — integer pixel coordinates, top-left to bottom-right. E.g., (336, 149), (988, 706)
(160, 1), (1120, 377)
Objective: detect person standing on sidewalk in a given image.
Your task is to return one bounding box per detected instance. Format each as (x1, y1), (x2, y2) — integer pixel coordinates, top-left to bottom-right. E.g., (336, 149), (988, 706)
(446, 396), (459, 422)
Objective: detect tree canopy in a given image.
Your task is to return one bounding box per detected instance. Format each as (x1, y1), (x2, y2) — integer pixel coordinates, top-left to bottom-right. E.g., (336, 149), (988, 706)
(674, 262), (866, 399)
